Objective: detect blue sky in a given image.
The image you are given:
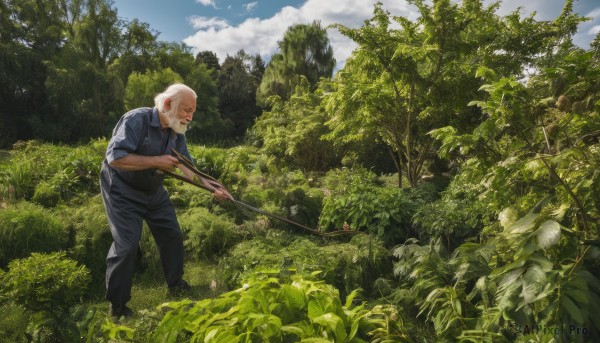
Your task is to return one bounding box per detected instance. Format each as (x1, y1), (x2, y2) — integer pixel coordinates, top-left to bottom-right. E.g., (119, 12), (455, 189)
(112, 0), (600, 69)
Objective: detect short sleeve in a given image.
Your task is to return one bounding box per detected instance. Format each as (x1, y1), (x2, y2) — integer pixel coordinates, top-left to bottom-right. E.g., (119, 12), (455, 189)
(105, 113), (142, 164)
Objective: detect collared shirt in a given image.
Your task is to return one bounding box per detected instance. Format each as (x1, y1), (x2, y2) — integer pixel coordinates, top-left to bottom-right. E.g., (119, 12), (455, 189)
(104, 107), (193, 193)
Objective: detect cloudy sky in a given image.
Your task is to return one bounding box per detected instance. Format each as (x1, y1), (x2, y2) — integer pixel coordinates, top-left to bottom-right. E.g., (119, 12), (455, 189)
(112, 0), (600, 69)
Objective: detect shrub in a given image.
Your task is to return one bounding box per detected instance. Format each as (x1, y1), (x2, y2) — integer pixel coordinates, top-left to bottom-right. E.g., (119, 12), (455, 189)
(65, 195), (113, 296)
(0, 252), (90, 342)
(0, 303), (29, 343)
(32, 180), (61, 207)
(319, 180), (415, 246)
(218, 234), (392, 298)
(0, 140), (105, 203)
(412, 198), (486, 249)
(0, 202), (68, 267)
(104, 274), (411, 342)
(178, 207), (244, 261)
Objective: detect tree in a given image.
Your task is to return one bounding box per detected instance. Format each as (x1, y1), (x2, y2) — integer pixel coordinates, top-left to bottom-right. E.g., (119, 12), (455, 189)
(184, 64), (226, 143)
(252, 77), (338, 170)
(195, 50), (221, 72)
(256, 21), (335, 107)
(0, 0), (76, 145)
(124, 68), (183, 109)
(109, 19), (160, 83)
(42, 0), (123, 140)
(324, 0), (575, 187)
(218, 50), (264, 137)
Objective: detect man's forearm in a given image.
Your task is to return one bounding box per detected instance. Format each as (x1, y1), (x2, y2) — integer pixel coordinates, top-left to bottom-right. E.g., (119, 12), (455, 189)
(109, 154), (161, 171)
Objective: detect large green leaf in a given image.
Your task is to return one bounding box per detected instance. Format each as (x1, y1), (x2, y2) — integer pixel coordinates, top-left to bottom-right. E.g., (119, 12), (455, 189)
(282, 284), (306, 310)
(312, 312), (347, 342)
(508, 213), (538, 234)
(560, 294), (585, 325)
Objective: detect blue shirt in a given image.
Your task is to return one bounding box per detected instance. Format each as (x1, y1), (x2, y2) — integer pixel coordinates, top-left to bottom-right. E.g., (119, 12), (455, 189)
(104, 107), (193, 193)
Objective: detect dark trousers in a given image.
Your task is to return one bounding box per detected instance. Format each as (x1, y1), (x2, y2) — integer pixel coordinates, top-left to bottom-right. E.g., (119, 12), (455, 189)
(100, 166), (184, 307)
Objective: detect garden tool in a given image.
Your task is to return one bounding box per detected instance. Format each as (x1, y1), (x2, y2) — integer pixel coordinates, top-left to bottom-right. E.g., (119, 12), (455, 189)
(163, 148), (358, 238)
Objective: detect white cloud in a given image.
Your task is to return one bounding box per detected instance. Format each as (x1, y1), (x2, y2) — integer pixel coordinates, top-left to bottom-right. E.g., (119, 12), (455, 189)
(184, 0), (417, 69)
(184, 0), (598, 69)
(587, 8), (600, 19)
(243, 2), (258, 12)
(189, 16), (230, 30)
(196, 0), (217, 8)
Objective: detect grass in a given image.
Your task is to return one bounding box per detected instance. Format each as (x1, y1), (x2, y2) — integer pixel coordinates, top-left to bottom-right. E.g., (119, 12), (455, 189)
(0, 150), (9, 161)
(95, 259), (223, 319)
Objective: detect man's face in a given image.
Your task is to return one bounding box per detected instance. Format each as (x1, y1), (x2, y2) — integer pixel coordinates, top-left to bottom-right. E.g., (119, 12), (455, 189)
(165, 93), (196, 134)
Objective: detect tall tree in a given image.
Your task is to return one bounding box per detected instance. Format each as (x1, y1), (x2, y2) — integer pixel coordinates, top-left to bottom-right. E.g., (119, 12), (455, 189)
(324, 0), (574, 187)
(42, 0), (123, 140)
(256, 21), (335, 107)
(0, 0), (75, 145)
(218, 50), (264, 137)
(109, 19), (159, 83)
(195, 50), (221, 72)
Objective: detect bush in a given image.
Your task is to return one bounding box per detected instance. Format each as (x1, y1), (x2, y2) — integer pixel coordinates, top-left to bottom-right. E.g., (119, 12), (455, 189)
(0, 140), (105, 204)
(319, 173), (416, 246)
(104, 274), (410, 342)
(65, 195), (113, 296)
(178, 207), (244, 261)
(0, 202), (68, 267)
(412, 198), (485, 249)
(0, 303), (29, 343)
(32, 180), (61, 207)
(218, 234), (392, 298)
(0, 252), (90, 342)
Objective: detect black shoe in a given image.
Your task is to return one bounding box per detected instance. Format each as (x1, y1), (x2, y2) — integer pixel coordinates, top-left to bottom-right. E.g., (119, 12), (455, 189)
(110, 304), (133, 319)
(168, 280), (192, 297)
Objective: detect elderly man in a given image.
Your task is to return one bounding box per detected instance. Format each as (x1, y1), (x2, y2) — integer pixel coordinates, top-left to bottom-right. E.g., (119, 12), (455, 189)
(100, 83), (228, 318)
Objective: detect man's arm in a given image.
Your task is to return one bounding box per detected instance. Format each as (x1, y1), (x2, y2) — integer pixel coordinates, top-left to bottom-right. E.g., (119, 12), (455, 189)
(110, 154), (181, 172)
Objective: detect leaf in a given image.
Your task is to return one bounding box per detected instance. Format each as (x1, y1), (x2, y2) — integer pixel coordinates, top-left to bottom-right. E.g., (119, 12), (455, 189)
(536, 220), (561, 249)
(508, 213), (538, 234)
(560, 294), (584, 325)
(281, 324), (306, 337)
(282, 284), (306, 309)
(312, 313), (346, 342)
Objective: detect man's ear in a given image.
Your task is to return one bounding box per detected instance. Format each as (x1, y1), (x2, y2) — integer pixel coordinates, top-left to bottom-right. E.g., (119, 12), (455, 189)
(164, 98), (172, 111)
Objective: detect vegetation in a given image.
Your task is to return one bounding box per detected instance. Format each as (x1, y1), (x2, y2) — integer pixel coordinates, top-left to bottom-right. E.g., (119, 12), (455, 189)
(1, 0), (599, 342)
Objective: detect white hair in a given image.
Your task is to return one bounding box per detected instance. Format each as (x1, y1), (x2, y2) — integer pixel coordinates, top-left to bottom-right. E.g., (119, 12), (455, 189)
(154, 83), (197, 113)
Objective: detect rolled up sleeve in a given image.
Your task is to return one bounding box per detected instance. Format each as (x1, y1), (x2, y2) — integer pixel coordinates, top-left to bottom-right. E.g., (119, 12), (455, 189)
(106, 115), (142, 164)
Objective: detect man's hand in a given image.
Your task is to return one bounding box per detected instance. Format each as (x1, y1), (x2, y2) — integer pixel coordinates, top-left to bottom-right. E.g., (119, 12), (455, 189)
(213, 189), (231, 202)
(154, 155), (181, 172)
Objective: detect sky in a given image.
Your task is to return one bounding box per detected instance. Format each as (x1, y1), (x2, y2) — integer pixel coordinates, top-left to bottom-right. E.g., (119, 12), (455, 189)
(112, 0), (600, 69)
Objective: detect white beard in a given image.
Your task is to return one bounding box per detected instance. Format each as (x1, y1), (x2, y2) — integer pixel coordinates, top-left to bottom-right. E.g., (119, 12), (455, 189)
(164, 110), (188, 134)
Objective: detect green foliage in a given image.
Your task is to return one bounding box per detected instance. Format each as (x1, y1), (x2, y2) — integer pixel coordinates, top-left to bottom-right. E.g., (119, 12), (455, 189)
(179, 207), (244, 261)
(106, 274), (410, 342)
(185, 63), (230, 143)
(65, 195), (113, 296)
(0, 303), (29, 343)
(257, 21), (335, 107)
(412, 198), (486, 249)
(319, 168), (418, 245)
(124, 68), (183, 109)
(0, 140), (105, 204)
(252, 77), (339, 171)
(217, 50), (264, 137)
(218, 234), (391, 299)
(0, 201), (68, 268)
(0, 252), (90, 342)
